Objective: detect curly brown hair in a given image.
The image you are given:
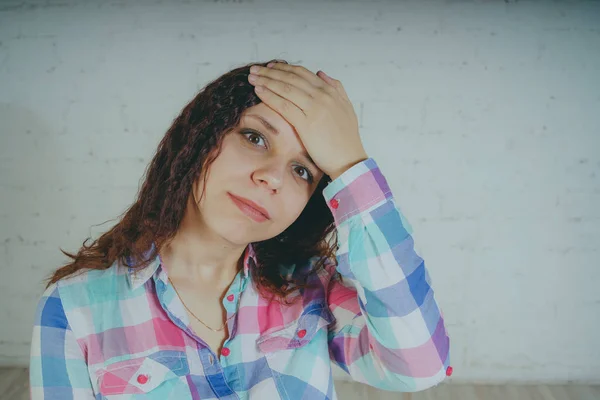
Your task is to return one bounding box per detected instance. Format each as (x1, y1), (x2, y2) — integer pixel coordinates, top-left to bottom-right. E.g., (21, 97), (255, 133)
(46, 59), (340, 302)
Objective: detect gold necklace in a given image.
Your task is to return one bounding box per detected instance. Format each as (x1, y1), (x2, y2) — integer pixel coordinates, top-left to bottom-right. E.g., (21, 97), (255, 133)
(168, 277), (236, 333)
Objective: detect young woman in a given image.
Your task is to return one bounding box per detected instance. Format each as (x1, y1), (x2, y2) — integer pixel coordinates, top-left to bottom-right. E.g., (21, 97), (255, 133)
(29, 60), (451, 399)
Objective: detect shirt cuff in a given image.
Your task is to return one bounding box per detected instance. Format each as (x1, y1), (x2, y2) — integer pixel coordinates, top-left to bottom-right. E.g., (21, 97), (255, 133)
(322, 158), (393, 224)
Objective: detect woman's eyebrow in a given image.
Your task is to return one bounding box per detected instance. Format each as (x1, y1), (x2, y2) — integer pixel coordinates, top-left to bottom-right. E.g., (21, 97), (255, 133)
(246, 114), (319, 170)
(247, 114), (280, 135)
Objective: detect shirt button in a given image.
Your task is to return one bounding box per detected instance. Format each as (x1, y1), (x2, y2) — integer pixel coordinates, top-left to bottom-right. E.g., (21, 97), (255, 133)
(137, 374), (149, 384)
(297, 329), (307, 338)
(227, 294), (235, 302)
(208, 354), (214, 365)
(329, 199), (339, 209)
(221, 347), (230, 357)
(446, 366), (453, 376)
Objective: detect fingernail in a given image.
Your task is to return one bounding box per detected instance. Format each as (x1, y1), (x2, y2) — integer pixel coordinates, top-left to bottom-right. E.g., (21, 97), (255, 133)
(267, 62), (275, 68)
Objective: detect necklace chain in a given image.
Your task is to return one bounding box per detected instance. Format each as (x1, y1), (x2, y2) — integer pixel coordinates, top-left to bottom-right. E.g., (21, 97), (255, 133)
(168, 277), (236, 333)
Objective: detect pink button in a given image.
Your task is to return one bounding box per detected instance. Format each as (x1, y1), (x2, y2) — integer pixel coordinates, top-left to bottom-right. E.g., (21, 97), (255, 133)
(137, 374), (149, 384)
(446, 366), (453, 376)
(227, 294), (234, 302)
(221, 347), (230, 356)
(330, 199), (339, 209)
(297, 329), (307, 338)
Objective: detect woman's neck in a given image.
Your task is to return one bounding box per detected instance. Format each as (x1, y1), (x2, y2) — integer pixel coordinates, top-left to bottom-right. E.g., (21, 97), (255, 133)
(159, 227), (246, 289)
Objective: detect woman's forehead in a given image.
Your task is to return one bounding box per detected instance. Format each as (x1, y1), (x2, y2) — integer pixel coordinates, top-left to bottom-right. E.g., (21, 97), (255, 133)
(242, 104), (292, 131)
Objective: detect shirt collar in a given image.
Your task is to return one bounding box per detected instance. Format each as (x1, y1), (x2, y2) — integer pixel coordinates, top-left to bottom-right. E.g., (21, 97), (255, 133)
(127, 242), (258, 290)
(242, 242), (257, 278)
(126, 243), (160, 290)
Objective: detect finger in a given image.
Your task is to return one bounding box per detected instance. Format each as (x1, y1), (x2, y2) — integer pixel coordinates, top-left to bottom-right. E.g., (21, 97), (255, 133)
(251, 64), (320, 98)
(266, 63), (342, 104)
(253, 85), (307, 132)
(317, 70), (336, 87)
(249, 73), (313, 112)
(265, 63), (329, 92)
(317, 70), (350, 100)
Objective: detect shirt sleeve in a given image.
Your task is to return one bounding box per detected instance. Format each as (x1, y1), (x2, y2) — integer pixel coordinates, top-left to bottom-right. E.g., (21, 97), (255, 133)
(29, 283), (95, 399)
(322, 158), (451, 392)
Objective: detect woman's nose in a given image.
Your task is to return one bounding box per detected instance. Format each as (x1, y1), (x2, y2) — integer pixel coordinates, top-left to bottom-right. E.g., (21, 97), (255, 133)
(253, 166), (283, 191)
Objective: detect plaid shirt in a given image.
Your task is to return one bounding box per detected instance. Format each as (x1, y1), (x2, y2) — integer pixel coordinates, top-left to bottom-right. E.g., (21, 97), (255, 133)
(30, 158), (451, 399)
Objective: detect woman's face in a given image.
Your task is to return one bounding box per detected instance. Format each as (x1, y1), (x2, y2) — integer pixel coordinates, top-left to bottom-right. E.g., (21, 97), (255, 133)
(194, 103), (325, 245)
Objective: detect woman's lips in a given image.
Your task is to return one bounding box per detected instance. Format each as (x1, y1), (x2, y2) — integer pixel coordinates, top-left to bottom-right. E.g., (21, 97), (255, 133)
(228, 193), (270, 222)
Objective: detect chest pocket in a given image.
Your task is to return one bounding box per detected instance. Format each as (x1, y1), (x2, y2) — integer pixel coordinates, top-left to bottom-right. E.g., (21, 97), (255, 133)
(256, 301), (335, 354)
(95, 352), (191, 399)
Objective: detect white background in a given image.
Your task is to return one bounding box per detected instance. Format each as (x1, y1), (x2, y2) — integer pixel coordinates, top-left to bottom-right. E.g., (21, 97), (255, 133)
(1, 0), (599, 384)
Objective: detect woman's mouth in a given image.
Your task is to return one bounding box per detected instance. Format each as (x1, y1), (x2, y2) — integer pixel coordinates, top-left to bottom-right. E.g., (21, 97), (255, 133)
(227, 193), (270, 223)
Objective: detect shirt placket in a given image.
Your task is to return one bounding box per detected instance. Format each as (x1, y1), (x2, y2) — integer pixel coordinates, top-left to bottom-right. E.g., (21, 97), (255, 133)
(155, 267), (248, 398)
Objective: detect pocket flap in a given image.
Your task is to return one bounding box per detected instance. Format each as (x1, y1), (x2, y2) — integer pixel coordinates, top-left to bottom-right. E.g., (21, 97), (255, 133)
(96, 352), (189, 395)
(256, 301), (334, 353)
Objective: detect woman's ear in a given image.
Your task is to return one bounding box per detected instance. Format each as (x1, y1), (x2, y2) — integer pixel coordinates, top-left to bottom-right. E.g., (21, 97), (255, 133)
(192, 176), (203, 206)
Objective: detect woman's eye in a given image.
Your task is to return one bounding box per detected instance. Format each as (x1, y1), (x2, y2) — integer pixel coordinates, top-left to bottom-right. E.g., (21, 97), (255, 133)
(242, 131), (266, 148)
(295, 166), (314, 183)
(242, 130), (314, 184)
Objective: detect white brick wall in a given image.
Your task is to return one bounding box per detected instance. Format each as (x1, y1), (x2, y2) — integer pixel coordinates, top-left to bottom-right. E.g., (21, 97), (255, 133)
(1, 0), (599, 384)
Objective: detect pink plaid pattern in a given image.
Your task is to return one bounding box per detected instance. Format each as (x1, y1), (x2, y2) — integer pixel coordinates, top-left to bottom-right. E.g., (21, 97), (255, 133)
(30, 158), (451, 399)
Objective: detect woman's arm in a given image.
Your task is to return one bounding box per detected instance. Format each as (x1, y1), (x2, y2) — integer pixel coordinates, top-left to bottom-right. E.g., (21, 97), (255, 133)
(30, 284), (95, 399)
(323, 158), (451, 392)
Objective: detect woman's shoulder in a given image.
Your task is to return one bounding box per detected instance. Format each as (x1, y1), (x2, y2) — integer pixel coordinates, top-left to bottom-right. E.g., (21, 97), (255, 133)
(45, 259), (131, 308)
(33, 282), (66, 329)
(33, 260), (136, 334)
(58, 258), (126, 284)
